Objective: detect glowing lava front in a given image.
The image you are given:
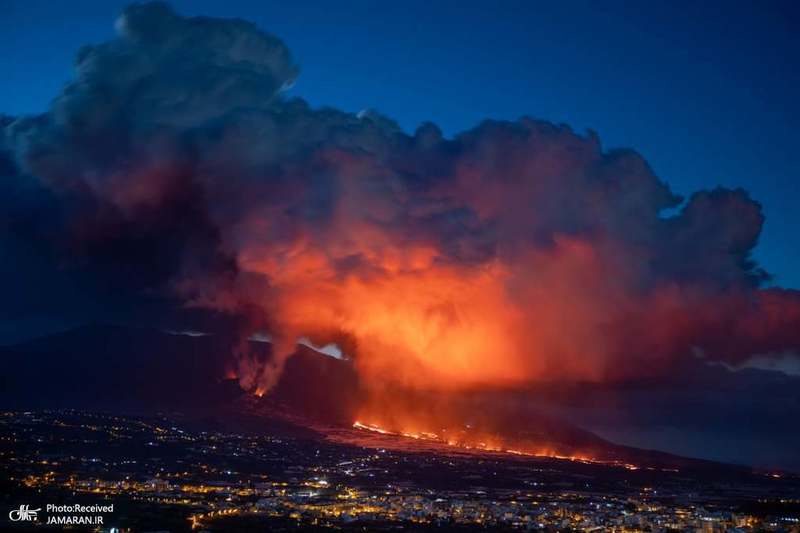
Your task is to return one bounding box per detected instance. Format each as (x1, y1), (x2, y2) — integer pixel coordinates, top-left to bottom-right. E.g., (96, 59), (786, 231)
(351, 420), (639, 470)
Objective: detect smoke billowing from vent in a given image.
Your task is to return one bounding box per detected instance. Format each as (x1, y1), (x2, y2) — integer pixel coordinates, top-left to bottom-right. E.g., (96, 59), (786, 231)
(2, 2), (799, 400)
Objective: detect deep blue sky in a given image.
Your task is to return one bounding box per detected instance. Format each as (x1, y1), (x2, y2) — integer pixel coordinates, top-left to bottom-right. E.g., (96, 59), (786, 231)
(2, 0), (798, 287)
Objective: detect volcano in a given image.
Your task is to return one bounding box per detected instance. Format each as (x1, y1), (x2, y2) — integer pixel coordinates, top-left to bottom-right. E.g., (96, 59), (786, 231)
(0, 324), (749, 473)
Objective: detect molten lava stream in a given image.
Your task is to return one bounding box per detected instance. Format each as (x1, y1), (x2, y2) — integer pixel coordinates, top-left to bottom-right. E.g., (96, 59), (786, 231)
(350, 420), (639, 470)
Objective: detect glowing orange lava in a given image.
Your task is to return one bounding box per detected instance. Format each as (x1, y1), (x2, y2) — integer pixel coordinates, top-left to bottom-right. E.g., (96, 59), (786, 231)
(351, 420), (639, 470)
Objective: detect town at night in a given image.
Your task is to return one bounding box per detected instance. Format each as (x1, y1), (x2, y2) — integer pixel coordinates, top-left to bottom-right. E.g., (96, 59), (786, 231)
(3, 410), (799, 532)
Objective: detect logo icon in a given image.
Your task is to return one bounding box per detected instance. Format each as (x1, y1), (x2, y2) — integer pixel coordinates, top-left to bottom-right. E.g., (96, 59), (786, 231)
(9, 505), (41, 521)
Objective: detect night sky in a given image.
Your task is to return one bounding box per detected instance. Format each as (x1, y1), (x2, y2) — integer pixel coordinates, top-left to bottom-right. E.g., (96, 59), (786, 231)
(3, 0), (798, 287)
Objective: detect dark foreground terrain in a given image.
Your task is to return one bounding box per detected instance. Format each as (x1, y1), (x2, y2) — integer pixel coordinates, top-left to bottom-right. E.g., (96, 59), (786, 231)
(2, 325), (800, 531)
(1, 410), (799, 532)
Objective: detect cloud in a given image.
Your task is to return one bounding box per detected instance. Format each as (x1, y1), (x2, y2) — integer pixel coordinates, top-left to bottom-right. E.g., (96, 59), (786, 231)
(1, 2), (799, 399)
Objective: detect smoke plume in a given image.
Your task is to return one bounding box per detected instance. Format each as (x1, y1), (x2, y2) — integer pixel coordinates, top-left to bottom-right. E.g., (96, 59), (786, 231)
(2, 2), (799, 403)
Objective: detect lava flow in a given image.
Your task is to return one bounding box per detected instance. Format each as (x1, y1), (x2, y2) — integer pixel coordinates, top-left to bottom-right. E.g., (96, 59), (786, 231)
(350, 421), (639, 471)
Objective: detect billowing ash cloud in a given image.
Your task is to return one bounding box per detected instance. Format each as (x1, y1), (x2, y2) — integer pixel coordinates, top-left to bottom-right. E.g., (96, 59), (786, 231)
(2, 2), (799, 396)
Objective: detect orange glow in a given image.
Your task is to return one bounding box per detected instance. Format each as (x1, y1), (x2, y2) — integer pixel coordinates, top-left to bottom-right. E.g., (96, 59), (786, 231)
(221, 224), (646, 460)
(190, 154), (800, 458)
(230, 229), (635, 394)
(350, 420), (636, 469)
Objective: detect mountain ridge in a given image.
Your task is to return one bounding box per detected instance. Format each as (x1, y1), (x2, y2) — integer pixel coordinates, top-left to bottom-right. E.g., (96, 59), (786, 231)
(0, 324), (766, 473)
